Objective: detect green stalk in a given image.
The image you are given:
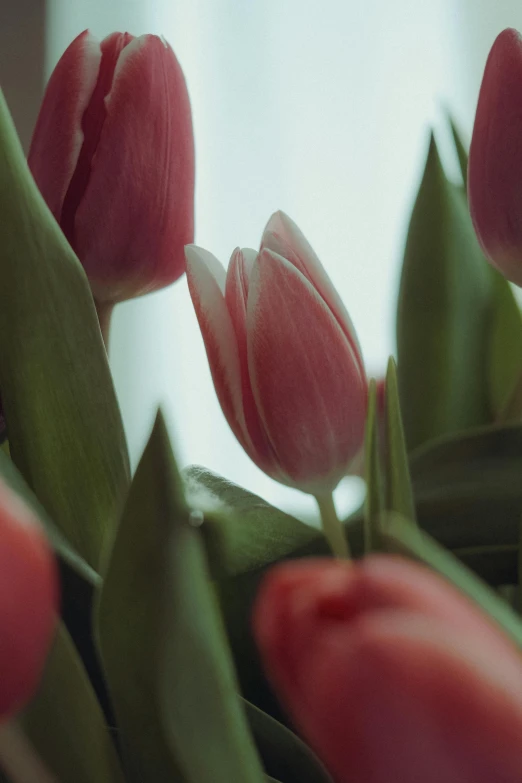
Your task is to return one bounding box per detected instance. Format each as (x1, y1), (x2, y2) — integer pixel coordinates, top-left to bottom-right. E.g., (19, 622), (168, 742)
(315, 492), (350, 559)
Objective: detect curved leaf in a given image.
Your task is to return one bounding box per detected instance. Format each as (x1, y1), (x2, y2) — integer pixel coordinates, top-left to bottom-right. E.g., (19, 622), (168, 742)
(382, 513), (522, 649)
(245, 701), (333, 783)
(363, 379), (383, 552)
(184, 466), (318, 580)
(96, 414), (265, 783)
(0, 449), (98, 586)
(22, 624), (124, 783)
(384, 358), (416, 522)
(488, 270), (522, 419)
(397, 134), (491, 450)
(0, 90), (130, 569)
(449, 114), (468, 186)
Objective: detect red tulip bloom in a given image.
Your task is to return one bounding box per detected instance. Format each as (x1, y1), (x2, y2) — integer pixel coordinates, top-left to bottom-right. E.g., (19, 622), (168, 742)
(469, 28), (522, 286)
(0, 480), (58, 720)
(254, 556), (522, 782)
(186, 212), (367, 495)
(29, 30), (194, 304)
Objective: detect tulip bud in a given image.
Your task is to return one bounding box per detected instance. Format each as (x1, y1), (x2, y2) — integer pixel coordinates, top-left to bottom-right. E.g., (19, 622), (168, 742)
(186, 212), (367, 496)
(254, 556), (522, 783)
(28, 30), (194, 305)
(0, 480), (58, 720)
(468, 28), (522, 285)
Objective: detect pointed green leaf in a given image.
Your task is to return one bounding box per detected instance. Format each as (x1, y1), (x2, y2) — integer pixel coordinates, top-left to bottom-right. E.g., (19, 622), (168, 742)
(22, 624), (124, 783)
(0, 90), (129, 569)
(384, 358), (416, 522)
(446, 114), (522, 422)
(382, 513), (522, 649)
(245, 701), (334, 783)
(397, 134), (491, 450)
(449, 115), (468, 186)
(0, 449), (98, 586)
(184, 466), (318, 580)
(363, 379), (384, 551)
(96, 413), (265, 783)
(488, 270), (522, 419)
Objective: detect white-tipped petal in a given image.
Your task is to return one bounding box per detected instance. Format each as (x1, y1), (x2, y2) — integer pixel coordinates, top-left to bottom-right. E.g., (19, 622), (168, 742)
(262, 211), (364, 369)
(185, 245), (251, 450)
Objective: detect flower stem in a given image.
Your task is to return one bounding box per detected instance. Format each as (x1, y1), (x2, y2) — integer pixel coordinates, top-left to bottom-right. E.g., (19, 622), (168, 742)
(95, 300), (114, 353)
(315, 493), (350, 559)
(0, 720), (57, 783)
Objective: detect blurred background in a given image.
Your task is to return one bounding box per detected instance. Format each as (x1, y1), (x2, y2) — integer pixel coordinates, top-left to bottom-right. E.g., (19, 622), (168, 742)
(0, 0), (516, 520)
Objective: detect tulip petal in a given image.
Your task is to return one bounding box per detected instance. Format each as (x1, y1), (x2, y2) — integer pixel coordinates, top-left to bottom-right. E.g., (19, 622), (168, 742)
(247, 249), (367, 492)
(305, 614), (522, 783)
(225, 249), (276, 473)
(28, 30), (101, 221)
(262, 212), (364, 368)
(186, 245), (251, 453)
(468, 29), (522, 285)
(254, 557), (522, 783)
(75, 35), (195, 302)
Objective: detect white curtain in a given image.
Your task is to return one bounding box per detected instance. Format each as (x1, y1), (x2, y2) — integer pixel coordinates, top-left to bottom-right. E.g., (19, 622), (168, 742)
(19, 0), (522, 519)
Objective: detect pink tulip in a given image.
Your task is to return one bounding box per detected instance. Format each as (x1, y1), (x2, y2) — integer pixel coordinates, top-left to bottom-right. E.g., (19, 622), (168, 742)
(469, 28), (522, 285)
(186, 212), (367, 494)
(0, 480), (58, 720)
(28, 30), (194, 304)
(254, 555), (522, 783)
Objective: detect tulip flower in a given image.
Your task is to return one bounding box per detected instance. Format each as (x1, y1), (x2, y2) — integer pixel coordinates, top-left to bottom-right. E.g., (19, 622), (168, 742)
(468, 28), (522, 286)
(0, 479), (57, 720)
(254, 555), (522, 783)
(186, 212), (367, 556)
(28, 29), (194, 340)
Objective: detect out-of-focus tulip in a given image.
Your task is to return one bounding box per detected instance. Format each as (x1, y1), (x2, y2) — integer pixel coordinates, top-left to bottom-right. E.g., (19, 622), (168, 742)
(468, 28), (522, 286)
(0, 479), (57, 720)
(254, 555), (522, 783)
(28, 30), (194, 305)
(186, 211), (367, 496)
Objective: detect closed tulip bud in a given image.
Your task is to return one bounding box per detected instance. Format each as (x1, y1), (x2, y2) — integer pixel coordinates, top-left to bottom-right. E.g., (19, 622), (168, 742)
(186, 212), (367, 498)
(28, 30), (194, 311)
(254, 556), (522, 783)
(0, 480), (58, 720)
(469, 28), (522, 285)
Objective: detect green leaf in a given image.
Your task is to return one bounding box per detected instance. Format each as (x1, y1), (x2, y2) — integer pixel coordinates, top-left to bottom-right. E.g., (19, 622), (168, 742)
(245, 701), (334, 783)
(488, 270), (522, 419)
(184, 466), (319, 581)
(184, 467), (326, 723)
(384, 358), (416, 522)
(382, 513), (522, 649)
(411, 423), (522, 543)
(22, 624), (124, 783)
(0, 448), (98, 586)
(0, 90), (130, 569)
(449, 115), (468, 186)
(397, 134), (491, 451)
(96, 413), (265, 783)
(363, 379), (384, 551)
(446, 113), (522, 422)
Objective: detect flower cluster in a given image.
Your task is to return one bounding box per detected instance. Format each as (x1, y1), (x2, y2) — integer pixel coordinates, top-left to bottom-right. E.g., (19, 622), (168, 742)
(1, 22), (522, 783)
